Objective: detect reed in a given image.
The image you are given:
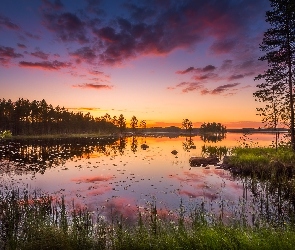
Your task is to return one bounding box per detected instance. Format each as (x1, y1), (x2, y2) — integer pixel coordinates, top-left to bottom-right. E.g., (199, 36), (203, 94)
(1, 189), (295, 249)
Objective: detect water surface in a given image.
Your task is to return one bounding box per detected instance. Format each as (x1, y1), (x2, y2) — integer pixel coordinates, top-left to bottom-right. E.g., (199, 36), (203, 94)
(0, 133), (283, 223)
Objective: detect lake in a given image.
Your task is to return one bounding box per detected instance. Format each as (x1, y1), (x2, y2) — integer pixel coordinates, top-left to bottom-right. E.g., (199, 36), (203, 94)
(0, 132), (288, 224)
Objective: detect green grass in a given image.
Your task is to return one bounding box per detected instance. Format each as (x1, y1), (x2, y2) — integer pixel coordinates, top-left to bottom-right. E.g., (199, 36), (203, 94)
(227, 147), (295, 179)
(1, 190), (295, 249)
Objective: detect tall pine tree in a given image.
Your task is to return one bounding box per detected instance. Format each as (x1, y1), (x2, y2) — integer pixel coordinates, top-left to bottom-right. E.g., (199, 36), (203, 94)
(254, 0), (295, 149)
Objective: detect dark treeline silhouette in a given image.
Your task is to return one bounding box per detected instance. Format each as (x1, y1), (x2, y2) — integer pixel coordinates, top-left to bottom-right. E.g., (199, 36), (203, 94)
(199, 122), (227, 142)
(0, 98), (122, 135)
(199, 122), (227, 135)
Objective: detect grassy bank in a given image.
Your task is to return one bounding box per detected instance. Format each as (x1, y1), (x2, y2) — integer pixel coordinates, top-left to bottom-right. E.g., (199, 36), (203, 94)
(227, 147), (295, 179)
(1, 190), (295, 249)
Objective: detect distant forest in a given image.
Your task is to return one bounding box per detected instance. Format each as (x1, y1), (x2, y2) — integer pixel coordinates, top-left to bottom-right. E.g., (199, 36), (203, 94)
(0, 98), (231, 137)
(0, 98), (123, 135)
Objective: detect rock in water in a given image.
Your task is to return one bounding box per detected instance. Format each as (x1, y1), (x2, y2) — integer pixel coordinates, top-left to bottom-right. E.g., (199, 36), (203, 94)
(189, 156), (219, 167)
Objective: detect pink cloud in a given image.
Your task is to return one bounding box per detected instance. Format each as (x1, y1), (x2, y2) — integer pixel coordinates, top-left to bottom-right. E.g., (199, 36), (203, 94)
(228, 74), (244, 81)
(31, 49), (50, 60)
(176, 66), (195, 74)
(25, 32), (41, 40)
(87, 185), (112, 196)
(176, 65), (216, 75)
(200, 83), (240, 95)
(0, 46), (23, 66)
(0, 14), (19, 30)
(70, 46), (97, 64)
(43, 12), (88, 44)
(71, 175), (114, 183)
(19, 60), (71, 70)
(17, 43), (27, 49)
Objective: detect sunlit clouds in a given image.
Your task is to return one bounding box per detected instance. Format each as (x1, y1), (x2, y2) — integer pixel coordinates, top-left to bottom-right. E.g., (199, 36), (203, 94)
(0, 0), (270, 128)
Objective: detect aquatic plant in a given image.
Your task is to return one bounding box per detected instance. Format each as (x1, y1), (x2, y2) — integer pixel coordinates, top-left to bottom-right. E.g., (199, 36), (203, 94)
(1, 189), (295, 249)
(201, 145), (229, 158)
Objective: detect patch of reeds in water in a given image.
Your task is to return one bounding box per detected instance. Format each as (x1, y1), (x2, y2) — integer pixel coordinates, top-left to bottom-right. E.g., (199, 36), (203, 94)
(226, 146), (295, 228)
(1, 189), (295, 249)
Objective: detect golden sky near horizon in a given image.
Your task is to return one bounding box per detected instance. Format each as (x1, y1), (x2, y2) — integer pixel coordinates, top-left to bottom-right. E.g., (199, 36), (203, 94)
(0, 0), (271, 128)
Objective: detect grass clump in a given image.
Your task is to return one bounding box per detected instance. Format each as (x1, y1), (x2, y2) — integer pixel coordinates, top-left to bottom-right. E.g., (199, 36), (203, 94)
(1, 190), (295, 249)
(227, 147), (295, 179)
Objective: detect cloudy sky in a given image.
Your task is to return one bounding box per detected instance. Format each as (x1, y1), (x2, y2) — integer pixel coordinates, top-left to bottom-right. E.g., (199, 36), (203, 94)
(0, 0), (270, 128)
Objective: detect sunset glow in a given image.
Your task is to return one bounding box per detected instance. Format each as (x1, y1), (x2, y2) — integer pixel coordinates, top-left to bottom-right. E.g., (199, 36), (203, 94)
(0, 0), (270, 128)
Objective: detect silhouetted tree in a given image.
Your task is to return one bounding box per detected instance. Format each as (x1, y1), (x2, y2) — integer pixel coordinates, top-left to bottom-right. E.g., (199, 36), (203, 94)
(117, 114), (126, 134)
(254, 0), (295, 150)
(199, 122), (227, 135)
(0, 98), (118, 135)
(130, 116), (138, 133)
(140, 120), (147, 129)
(182, 118), (193, 134)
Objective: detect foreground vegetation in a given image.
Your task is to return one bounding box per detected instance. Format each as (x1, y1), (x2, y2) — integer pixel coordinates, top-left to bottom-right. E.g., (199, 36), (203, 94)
(1, 189), (295, 250)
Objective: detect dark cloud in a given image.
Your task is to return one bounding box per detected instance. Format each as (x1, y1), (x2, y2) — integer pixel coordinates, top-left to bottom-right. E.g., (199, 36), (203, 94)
(17, 43), (27, 49)
(193, 72), (219, 81)
(172, 82), (204, 93)
(182, 83), (203, 93)
(203, 65), (216, 72)
(73, 83), (113, 90)
(176, 65), (216, 75)
(89, 70), (105, 75)
(70, 46), (96, 64)
(210, 83), (240, 95)
(228, 74), (244, 81)
(91, 0), (252, 65)
(85, 0), (105, 15)
(175, 67), (195, 74)
(43, 12), (88, 44)
(19, 60), (71, 70)
(25, 32), (41, 40)
(37, 0), (268, 66)
(0, 46), (23, 66)
(31, 49), (50, 60)
(42, 0), (64, 10)
(0, 14), (19, 30)
(89, 77), (110, 83)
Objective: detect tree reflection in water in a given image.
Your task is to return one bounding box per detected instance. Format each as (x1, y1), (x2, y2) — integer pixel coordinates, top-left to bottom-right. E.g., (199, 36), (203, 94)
(1, 136), (295, 226)
(200, 133), (226, 143)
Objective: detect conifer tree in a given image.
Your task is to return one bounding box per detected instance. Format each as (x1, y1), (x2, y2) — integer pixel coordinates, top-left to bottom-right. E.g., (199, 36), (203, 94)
(254, 0), (295, 149)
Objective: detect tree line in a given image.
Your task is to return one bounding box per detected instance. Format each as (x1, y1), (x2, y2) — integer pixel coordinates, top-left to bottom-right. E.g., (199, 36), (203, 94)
(0, 98), (228, 137)
(0, 98), (145, 136)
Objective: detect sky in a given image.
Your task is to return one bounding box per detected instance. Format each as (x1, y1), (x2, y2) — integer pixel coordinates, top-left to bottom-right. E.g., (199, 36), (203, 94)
(0, 0), (271, 128)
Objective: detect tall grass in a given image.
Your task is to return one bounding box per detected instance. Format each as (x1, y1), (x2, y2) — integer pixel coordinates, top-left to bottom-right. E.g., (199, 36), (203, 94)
(228, 147), (295, 179)
(1, 190), (295, 249)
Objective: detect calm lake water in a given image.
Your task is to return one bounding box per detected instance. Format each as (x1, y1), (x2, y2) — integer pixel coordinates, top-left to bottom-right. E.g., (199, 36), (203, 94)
(0, 133), (287, 224)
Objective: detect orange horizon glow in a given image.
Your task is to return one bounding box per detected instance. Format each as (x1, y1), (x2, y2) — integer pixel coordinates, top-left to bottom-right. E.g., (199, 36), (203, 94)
(65, 108), (264, 129)
(1, 1), (270, 130)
